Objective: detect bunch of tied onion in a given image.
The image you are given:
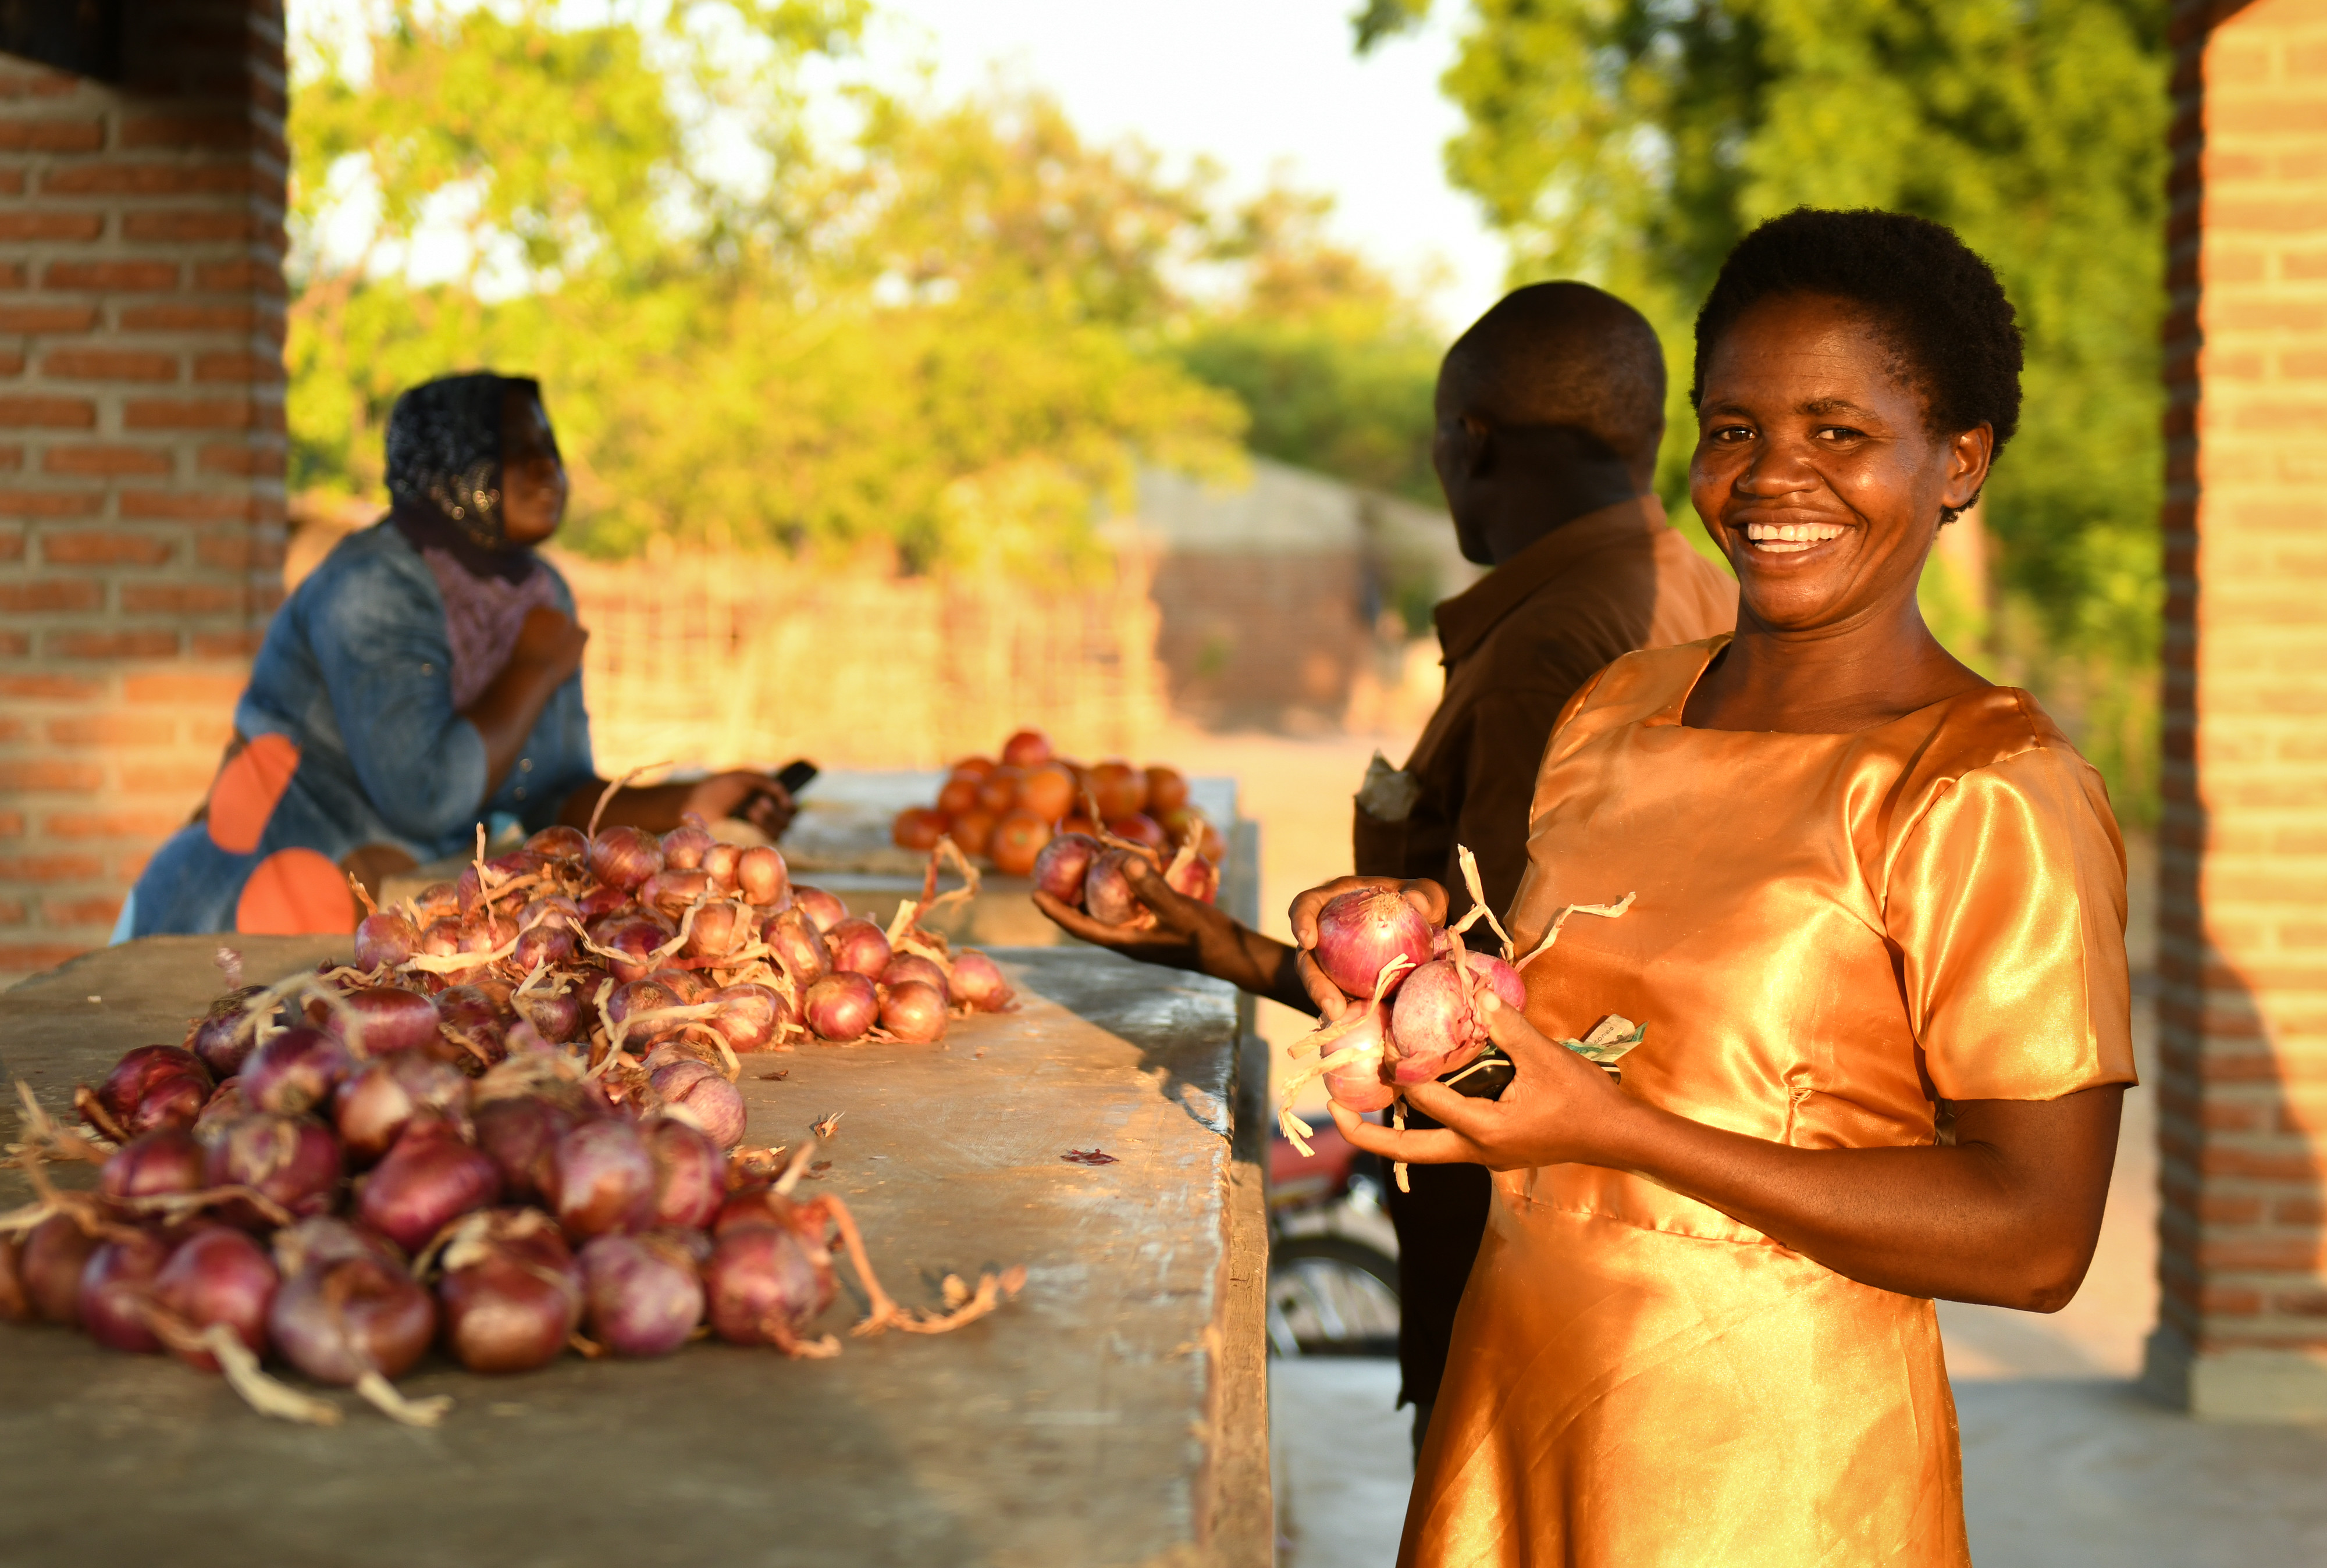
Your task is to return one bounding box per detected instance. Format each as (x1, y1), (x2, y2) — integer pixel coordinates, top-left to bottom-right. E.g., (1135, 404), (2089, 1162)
(1277, 849), (1636, 1185)
(1028, 824), (1221, 927)
(889, 726), (1225, 879)
(2, 999), (1024, 1427)
(0, 810), (1030, 1428)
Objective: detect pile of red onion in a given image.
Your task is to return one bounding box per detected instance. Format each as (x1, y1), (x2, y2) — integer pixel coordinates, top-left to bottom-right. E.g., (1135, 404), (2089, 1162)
(0, 822), (1030, 1426)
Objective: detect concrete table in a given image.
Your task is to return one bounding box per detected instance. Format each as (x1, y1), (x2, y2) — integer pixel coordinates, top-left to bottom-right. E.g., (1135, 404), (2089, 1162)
(0, 938), (1271, 1567)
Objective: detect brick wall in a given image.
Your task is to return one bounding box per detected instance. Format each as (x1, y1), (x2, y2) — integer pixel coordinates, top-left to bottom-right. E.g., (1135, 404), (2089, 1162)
(0, 2), (287, 975)
(2147, 0), (2327, 1419)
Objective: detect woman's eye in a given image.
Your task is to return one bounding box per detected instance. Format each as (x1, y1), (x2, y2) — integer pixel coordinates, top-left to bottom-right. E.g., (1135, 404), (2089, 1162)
(1817, 426), (1865, 443)
(1710, 425), (1753, 444)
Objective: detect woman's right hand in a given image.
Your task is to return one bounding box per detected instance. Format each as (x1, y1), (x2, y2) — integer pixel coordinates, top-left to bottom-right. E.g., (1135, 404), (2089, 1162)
(1286, 875), (1449, 1020)
(510, 605), (589, 685)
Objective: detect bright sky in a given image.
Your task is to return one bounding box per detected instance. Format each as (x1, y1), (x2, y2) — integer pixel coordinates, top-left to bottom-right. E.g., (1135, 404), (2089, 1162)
(855, 1), (1511, 333)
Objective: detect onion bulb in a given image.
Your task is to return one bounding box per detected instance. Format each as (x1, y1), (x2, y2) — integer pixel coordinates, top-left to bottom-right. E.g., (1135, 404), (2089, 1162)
(647, 1060), (746, 1149)
(580, 1232), (704, 1359)
(151, 1227), (277, 1371)
(356, 1113), (503, 1255)
(78, 1228), (173, 1353)
(1388, 950), (1526, 1084)
(791, 885), (845, 933)
(589, 826), (663, 891)
(202, 1112), (343, 1228)
(240, 1026), (353, 1117)
(91, 1044), (212, 1138)
(553, 1120), (657, 1239)
(437, 1209), (582, 1374)
(878, 980), (948, 1043)
(825, 917), (891, 979)
(949, 950), (1015, 1013)
(99, 1127), (205, 1203)
(1311, 888), (1436, 1000)
(802, 972), (878, 1042)
(1031, 833), (1102, 904)
(735, 846), (788, 908)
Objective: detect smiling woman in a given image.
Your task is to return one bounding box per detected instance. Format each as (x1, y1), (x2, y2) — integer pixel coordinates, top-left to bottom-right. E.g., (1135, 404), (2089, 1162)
(1300, 210), (2136, 1567)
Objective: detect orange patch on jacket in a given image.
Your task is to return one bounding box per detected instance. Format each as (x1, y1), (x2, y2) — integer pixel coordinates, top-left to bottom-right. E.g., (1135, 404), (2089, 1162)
(235, 847), (357, 935)
(205, 733), (301, 854)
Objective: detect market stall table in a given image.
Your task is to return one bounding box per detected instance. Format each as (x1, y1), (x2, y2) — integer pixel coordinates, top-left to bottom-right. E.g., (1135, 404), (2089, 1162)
(0, 936), (1270, 1567)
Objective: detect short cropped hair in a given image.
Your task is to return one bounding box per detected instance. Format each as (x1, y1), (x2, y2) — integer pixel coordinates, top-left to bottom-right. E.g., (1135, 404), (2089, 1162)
(1441, 281), (1666, 471)
(1691, 208), (2023, 462)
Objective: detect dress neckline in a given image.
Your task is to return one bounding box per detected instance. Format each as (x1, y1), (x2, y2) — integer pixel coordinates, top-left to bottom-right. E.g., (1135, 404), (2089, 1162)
(1651, 635), (2008, 738)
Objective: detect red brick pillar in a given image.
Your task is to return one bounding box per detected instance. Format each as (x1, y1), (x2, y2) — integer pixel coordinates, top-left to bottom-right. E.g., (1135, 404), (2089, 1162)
(2147, 0), (2327, 1419)
(0, 2), (286, 974)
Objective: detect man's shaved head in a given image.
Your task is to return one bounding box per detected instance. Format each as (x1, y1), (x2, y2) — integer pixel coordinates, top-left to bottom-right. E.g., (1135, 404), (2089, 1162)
(1439, 282), (1667, 474)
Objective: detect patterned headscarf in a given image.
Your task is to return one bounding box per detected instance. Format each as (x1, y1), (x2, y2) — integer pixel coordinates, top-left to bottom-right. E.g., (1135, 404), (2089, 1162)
(383, 372), (556, 583)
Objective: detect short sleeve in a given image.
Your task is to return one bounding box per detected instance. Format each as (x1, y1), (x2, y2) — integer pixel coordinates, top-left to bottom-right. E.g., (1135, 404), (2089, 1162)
(1883, 742), (2136, 1100)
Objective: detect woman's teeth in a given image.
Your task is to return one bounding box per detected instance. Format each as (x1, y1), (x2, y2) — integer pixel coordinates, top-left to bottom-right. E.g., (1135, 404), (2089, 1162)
(1744, 522), (1846, 554)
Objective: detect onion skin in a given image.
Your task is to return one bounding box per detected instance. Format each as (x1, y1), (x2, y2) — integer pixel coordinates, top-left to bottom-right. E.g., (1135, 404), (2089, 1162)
(879, 980), (949, 1043)
(358, 1114), (504, 1255)
(525, 824), (589, 864)
(640, 868), (711, 921)
(1312, 888), (1436, 1001)
(152, 1228), (278, 1371)
(649, 1061), (746, 1149)
(577, 884), (632, 920)
(608, 978), (685, 1046)
(354, 910), (421, 972)
(679, 899), (750, 961)
(553, 1120), (658, 1239)
(593, 915), (671, 986)
(100, 1127), (205, 1203)
(192, 1078), (247, 1146)
(271, 1252), (436, 1384)
(762, 907), (831, 988)
(435, 986), (511, 1069)
(412, 882), (461, 922)
(511, 920), (576, 974)
(590, 826), (664, 892)
(646, 1117), (726, 1230)
(439, 1212), (582, 1374)
(1031, 833), (1102, 904)
(272, 1215), (404, 1277)
(878, 954), (950, 1004)
(23, 1214), (99, 1324)
(581, 1233), (704, 1358)
(1387, 951), (1526, 1084)
(1165, 853), (1220, 906)
(93, 1045), (213, 1138)
(240, 1026), (353, 1118)
(474, 1095), (581, 1207)
(702, 842), (742, 892)
(329, 987), (442, 1059)
(514, 989), (583, 1044)
(79, 1229), (174, 1353)
(202, 1113), (343, 1228)
(702, 983), (788, 1052)
(706, 1223), (832, 1348)
(1081, 849), (1145, 926)
(802, 972), (879, 1042)
(949, 950), (1015, 1013)
(735, 846), (789, 908)
(1145, 766), (1190, 816)
(826, 918), (891, 979)
(1105, 812), (1167, 851)
(0, 1235), (30, 1323)
(1321, 1004), (1399, 1113)
(661, 824), (714, 871)
(646, 967), (710, 1004)
(184, 987), (269, 1079)
(791, 885), (845, 933)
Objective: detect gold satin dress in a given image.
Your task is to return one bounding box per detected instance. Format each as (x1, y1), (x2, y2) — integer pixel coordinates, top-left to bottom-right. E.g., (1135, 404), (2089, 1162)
(1403, 637), (2137, 1567)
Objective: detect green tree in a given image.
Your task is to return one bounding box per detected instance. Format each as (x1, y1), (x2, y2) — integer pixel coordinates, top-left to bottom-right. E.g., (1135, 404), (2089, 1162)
(1357, 0), (2169, 815)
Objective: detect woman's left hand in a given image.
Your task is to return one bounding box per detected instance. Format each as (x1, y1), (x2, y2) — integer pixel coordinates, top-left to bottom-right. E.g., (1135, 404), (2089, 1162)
(1332, 990), (1635, 1172)
(684, 771), (796, 839)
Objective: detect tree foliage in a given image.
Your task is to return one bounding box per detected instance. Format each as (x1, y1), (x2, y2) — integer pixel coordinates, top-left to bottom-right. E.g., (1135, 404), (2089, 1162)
(1359, 0), (2169, 812)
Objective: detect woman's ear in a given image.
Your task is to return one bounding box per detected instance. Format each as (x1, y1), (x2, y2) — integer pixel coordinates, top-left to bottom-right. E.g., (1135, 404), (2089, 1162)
(1942, 422), (1995, 513)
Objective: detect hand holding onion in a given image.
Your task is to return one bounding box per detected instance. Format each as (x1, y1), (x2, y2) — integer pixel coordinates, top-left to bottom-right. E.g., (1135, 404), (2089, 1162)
(1031, 851), (1238, 977)
(1286, 876), (1449, 1021)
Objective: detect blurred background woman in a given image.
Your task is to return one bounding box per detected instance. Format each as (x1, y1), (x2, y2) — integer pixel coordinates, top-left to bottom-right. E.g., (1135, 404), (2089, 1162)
(119, 372), (794, 938)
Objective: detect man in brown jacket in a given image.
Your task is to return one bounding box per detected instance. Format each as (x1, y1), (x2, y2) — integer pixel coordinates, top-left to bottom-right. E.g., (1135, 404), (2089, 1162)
(1036, 281), (1735, 1451)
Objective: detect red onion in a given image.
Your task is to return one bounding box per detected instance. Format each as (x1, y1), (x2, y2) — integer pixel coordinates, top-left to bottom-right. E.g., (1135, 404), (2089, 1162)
(474, 1095), (581, 1206)
(192, 1078), (246, 1146)
(526, 824), (589, 864)
(581, 1232), (704, 1358)
(335, 1053), (470, 1167)
(100, 1127), (205, 1204)
(791, 884), (845, 931)
(679, 899), (751, 961)
(513, 988), (583, 1044)
(553, 1119), (657, 1239)
(1165, 852), (1220, 905)
(590, 825), (664, 891)
(458, 911), (518, 965)
(878, 954), (951, 1003)
(736, 846), (789, 908)
(706, 1222), (832, 1350)
(826, 917), (891, 978)
(357, 1113), (503, 1255)
(239, 1026), (352, 1117)
(577, 884), (632, 920)
(609, 978), (686, 1046)
(594, 915), (671, 985)
(1082, 849), (1146, 926)
(646, 1116), (725, 1230)
(518, 891), (580, 929)
(435, 985), (509, 1070)
(1312, 888), (1436, 1000)
(0, 1234), (29, 1323)
(457, 851), (539, 921)
(1322, 1003), (1398, 1113)
(802, 972), (878, 1042)
(511, 920), (576, 972)
(702, 841), (742, 892)
(418, 916), (462, 960)
(354, 909), (421, 972)
(762, 907), (831, 987)
(641, 868), (711, 921)
(22, 1213), (99, 1324)
(269, 1250), (435, 1385)
(412, 881), (460, 921)
(649, 1061), (746, 1149)
(273, 1214), (404, 1275)
(437, 1210), (582, 1373)
(661, 822), (714, 870)
(949, 950), (1015, 1013)
(202, 1113), (343, 1228)
(152, 1227), (277, 1371)
(702, 983), (789, 1052)
(91, 1044), (213, 1138)
(329, 986), (442, 1059)
(1032, 832), (1102, 903)
(647, 967), (710, 1004)
(1388, 950), (1526, 1084)
(80, 1228), (173, 1353)
(879, 980), (949, 1043)
(184, 986), (270, 1078)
